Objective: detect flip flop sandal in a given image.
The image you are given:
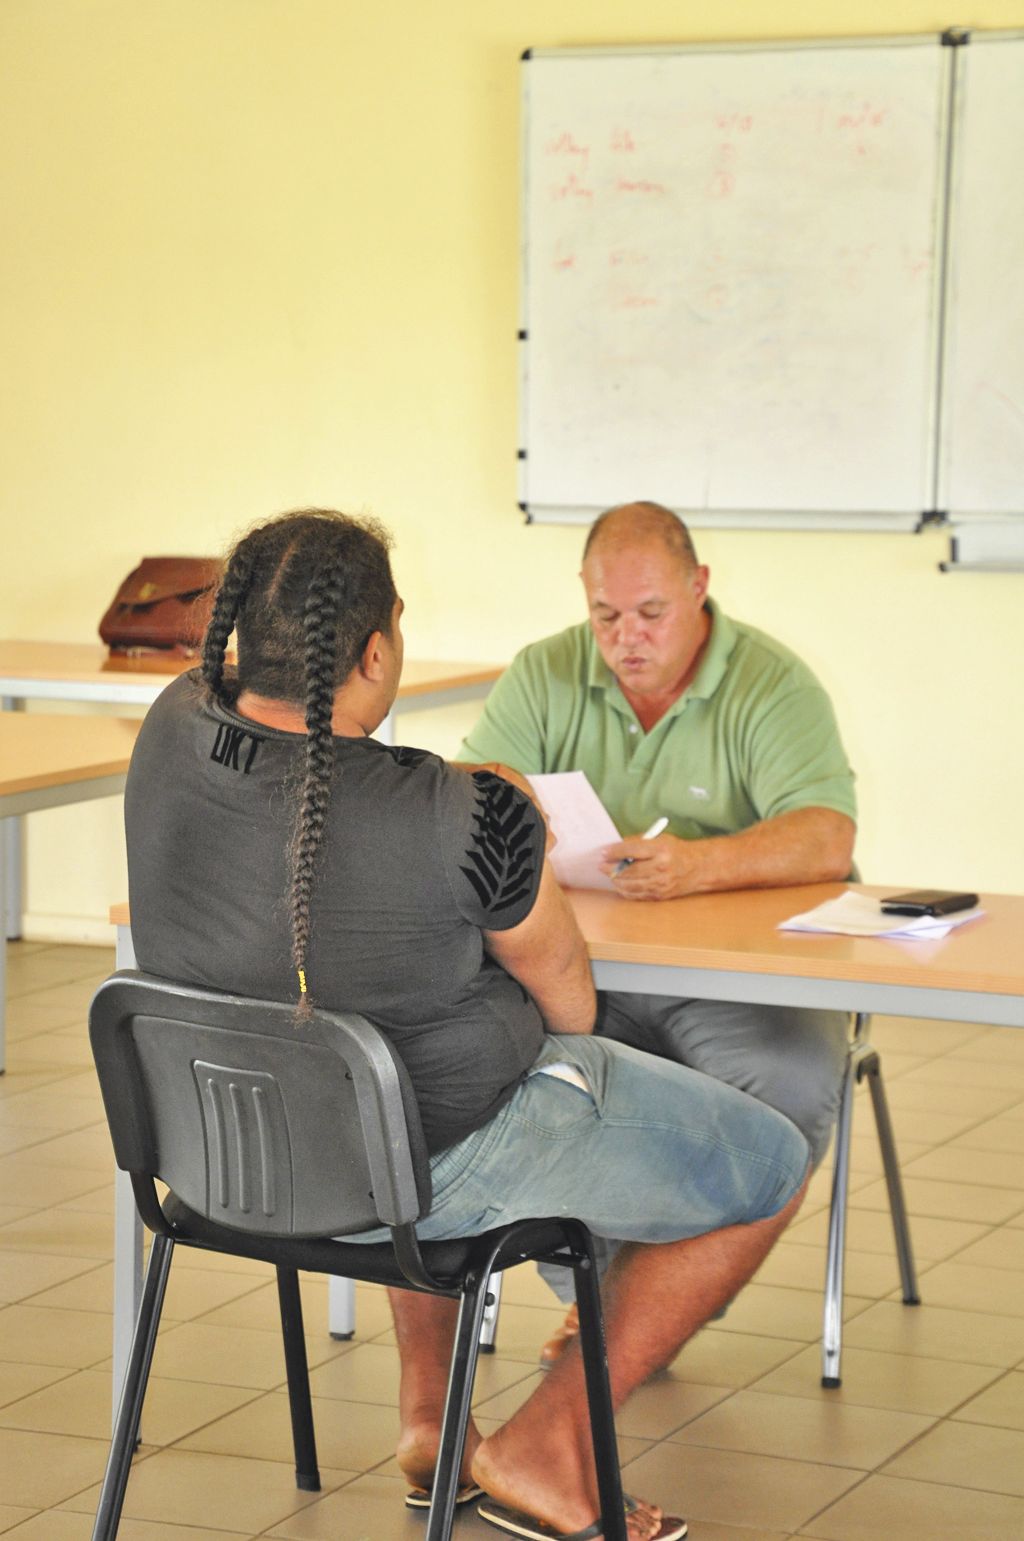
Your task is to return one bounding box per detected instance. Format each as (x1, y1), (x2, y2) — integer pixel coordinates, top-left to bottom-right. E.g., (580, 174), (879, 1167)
(477, 1492), (687, 1540)
(404, 1480), (485, 1510)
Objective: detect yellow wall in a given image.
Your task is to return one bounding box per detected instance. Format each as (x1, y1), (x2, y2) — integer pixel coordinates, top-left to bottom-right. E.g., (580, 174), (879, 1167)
(2, 1), (1022, 939)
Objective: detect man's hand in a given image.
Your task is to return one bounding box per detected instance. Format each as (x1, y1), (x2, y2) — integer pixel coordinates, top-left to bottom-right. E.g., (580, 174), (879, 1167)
(599, 807), (856, 902)
(599, 834), (691, 900)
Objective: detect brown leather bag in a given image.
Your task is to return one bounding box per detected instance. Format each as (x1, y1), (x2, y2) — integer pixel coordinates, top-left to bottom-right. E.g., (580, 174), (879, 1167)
(99, 557), (224, 656)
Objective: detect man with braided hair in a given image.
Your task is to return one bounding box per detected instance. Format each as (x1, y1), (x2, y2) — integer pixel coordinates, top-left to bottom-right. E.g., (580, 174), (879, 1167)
(125, 508), (809, 1541)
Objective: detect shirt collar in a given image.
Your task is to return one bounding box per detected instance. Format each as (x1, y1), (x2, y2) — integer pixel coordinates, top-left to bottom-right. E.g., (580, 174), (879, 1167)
(686, 598), (736, 702)
(586, 597), (736, 715)
(586, 629), (617, 692)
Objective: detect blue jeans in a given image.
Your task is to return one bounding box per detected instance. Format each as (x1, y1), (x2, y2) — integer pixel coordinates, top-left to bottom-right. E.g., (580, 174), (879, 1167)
(531, 994), (846, 1302)
(347, 1033), (808, 1250)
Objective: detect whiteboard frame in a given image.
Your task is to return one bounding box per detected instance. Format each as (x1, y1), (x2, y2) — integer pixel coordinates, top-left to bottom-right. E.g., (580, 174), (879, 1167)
(519, 33), (957, 532)
(936, 28), (1024, 534)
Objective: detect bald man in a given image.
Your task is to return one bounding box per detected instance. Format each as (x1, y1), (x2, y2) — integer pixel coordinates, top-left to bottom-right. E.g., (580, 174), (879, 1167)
(458, 502), (856, 1359)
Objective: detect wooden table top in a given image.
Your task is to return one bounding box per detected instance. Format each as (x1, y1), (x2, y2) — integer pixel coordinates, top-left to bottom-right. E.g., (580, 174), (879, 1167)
(110, 881), (1024, 1006)
(0, 641), (502, 698)
(0, 714), (141, 799)
(568, 882), (1024, 1003)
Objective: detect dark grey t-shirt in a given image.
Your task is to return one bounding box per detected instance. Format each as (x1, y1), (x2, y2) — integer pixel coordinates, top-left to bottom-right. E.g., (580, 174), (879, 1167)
(125, 672), (547, 1153)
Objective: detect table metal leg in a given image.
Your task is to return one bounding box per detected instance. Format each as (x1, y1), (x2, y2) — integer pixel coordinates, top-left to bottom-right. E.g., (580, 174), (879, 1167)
(2, 818), (21, 944)
(821, 1044), (857, 1387)
(2, 698), (24, 943)
(0, 819), (7, 1073)
(865, 1058), (920, 1307)
(1, 698), (26, 1073)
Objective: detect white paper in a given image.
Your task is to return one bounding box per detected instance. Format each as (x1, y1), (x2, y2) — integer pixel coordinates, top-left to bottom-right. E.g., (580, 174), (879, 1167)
(526, 770), (621, 891)
(779, 889), (985, 940)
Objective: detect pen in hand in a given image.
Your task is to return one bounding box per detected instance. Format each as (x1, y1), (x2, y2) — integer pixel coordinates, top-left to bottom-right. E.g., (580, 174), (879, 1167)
(613, 816), (669, 875)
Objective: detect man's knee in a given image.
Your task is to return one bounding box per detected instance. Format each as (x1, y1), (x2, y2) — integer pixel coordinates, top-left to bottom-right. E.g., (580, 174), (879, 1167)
(652, 999), (849, 1168)
(751, 1009), (847, 1165)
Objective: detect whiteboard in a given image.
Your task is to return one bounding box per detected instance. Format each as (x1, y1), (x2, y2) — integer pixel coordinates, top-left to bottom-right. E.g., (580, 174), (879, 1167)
(520, 40), (951, 528)
(940, 33), (1024, 518)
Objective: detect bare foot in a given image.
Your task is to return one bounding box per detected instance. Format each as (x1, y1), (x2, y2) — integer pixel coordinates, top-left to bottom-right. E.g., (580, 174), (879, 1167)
(472, 1429), (666, 1538)
(397, 1416), (482, 1493)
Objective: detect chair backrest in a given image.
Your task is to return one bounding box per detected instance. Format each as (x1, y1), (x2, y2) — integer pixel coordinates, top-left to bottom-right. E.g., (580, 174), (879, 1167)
(89, 970), (432, 1239)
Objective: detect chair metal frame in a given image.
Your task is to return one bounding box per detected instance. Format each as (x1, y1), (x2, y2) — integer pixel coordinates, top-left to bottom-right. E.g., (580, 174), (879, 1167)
(89, 971), (627, 1541)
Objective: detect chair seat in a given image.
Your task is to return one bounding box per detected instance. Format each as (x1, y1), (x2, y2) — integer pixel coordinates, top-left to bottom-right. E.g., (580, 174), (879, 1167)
(163, 1193), (575, 1291)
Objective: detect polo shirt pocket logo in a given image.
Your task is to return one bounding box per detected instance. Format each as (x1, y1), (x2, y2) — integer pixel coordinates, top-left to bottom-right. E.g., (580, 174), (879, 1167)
(689, 785), (710, 800)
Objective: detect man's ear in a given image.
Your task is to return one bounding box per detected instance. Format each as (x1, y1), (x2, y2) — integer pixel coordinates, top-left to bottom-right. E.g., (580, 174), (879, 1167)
(359, 629), (386, 681)
(692, 564), (711, 603)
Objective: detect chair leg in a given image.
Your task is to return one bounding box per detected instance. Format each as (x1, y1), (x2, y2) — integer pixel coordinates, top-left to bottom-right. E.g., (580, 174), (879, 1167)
(425, 1278), (493, 1541)
(863, 1057), (920, 1307)
(276, 1267), (321, 1492)
(478, 1268), (503, 1352)
(92, 1233), (174, 1541)
(570, 1227), (627, 1541)
(327, 1274), (356, 1339)
(821, 1046), (857, 1388)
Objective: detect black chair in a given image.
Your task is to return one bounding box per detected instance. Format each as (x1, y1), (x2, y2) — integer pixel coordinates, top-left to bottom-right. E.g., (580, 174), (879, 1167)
(89, 970), (626, 1541)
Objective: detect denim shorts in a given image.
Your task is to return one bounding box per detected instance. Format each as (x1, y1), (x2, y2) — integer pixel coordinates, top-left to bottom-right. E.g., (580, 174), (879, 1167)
(348, 1034), (808, 1246)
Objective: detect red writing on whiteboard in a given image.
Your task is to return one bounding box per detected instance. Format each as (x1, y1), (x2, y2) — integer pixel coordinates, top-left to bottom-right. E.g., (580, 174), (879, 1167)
(550, 174), (594, 202)
(616, 178), (666, 195)
(610, 127), (636, 151)
(715, 113), (753, 133)
(710, 136), (739, 200)
(609, 249), (649, 267)
(547, 131), (589, 162)
(837, 105), (886, 130)
(613, 293), (659, 310)
(553, 254), (576, 271)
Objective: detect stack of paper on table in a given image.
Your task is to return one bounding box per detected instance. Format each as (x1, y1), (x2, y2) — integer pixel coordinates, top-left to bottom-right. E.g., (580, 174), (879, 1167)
(780, 889), (985, 940)
(526, 770), (620, 891)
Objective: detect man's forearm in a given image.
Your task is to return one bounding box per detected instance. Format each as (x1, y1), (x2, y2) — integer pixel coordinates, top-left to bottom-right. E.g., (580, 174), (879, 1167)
(684, 808), (855, 892)
(605, 807), (855, 901)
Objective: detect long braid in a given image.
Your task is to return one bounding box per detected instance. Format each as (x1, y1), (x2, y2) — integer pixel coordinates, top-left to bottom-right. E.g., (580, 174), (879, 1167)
(201, 536), (260, 697)
(289, 553), (344, 1017)
(213, 508), (396, 1019)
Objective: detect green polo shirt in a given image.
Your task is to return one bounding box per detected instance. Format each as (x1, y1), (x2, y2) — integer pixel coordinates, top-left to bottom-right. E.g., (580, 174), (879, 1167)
(456, 601), (856, 840)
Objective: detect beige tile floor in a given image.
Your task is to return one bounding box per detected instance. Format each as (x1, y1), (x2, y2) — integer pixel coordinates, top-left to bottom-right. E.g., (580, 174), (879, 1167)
(1, 940), (1023, 1540)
